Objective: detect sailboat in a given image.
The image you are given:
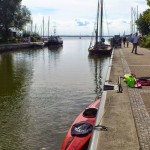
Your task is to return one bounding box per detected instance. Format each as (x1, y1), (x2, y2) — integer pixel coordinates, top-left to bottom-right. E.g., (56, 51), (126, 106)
(45, 23), (63, 47)
(88, 0), (113, 56)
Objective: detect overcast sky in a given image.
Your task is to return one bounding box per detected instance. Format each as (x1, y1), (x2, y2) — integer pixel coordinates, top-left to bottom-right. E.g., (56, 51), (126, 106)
(22, 0), (148, 36)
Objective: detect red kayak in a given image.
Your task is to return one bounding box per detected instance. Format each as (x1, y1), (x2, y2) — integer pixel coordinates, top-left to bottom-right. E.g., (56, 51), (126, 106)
(136, 79), (150, 86)
(61, 98), (100, 150)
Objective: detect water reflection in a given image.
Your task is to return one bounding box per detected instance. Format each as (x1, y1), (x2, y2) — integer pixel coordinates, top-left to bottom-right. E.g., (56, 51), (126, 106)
(48, 46), (63, 70)
(48, 46), (63, 56)
(0, 38), (110, 150)
(0, 52), (33, 150)
(48, 45), (63, 51)
(88, 55), (109, 98)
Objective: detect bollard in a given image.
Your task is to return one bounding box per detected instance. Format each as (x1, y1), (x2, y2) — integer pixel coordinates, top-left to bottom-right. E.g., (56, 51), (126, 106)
(117, 76), (123, 93)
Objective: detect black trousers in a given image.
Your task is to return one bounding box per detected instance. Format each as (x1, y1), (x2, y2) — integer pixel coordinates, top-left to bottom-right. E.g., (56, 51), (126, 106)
(132, 43), (138, 53)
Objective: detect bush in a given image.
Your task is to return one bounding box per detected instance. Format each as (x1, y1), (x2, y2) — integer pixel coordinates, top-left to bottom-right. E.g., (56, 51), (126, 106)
(0, 38), (5, 44)
(30, 36), (35, 42)
(139, 35), (150, 48)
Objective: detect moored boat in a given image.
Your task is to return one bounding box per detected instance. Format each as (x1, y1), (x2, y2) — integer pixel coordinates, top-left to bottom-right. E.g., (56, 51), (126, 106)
(88, 44), (113, 56)
(61, 98), (100, 150)
(45, 35), (63, 47)
(88, 0), (113, 56)
(45, 25), (63, 47)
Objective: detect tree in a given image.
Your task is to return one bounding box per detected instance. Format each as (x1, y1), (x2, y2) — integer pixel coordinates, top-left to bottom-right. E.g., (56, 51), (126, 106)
(136, 9), (150, 35)
(0, 0), (31, 42)
(147, 0), (150, 6)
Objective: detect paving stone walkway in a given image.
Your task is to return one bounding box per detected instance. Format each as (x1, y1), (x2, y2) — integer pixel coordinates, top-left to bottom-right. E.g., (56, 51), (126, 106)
(120, 46), (150, 150)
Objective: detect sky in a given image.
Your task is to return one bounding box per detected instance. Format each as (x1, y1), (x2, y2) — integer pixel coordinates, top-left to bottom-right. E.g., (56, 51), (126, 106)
(22, 0), (149, 36)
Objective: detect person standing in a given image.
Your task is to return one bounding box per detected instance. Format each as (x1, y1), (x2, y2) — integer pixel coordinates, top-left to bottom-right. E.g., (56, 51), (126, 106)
(126, 36), (129, 47)
(132, 32), (139, 54)
(122, 36), (126, 47)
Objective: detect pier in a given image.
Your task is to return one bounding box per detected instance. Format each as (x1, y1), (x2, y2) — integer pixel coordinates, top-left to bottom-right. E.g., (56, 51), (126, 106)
(89, 44), (150, 149)
(0, 42), (44, 52)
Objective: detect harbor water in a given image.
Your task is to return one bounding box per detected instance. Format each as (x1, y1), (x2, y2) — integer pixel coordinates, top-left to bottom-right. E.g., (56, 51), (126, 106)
(0, 37), (110, 150)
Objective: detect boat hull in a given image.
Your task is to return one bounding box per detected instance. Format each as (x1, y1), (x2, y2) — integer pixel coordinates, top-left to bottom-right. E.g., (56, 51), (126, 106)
(45, 41), (63, 46)
(44, 36), (63, 47)
(88, 47), (113, 56)
(61, 99), (100, 150)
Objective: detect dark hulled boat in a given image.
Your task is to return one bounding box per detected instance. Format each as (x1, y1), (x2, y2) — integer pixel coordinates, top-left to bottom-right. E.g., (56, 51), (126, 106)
(88, 0), (113, 56)
(88, 43), (112, 56)
(45, 25), (63, 47)
(45, 35), (63, 47)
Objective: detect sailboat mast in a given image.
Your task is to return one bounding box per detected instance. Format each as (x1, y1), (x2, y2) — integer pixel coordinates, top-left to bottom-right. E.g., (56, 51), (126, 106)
(43, 16), (44, 40)
(100, 0), (103, 40)
(96, 0), (100, 45)
(48, 16), (50, 38)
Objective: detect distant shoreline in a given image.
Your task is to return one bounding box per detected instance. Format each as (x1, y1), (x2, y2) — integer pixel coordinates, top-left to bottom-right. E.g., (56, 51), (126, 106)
(42, 35), (114, 38)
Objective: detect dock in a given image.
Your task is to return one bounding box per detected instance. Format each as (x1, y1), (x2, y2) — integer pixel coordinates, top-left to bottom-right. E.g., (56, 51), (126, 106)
(0, 42), (44, 52)
(89, 44), (150, 149)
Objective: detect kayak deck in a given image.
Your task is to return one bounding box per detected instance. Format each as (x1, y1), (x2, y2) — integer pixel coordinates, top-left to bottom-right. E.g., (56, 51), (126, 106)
(61, 99), (100, 150)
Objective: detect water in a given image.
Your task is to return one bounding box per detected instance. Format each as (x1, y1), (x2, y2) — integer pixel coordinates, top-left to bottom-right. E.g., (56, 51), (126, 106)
(0, 37), (110, 150)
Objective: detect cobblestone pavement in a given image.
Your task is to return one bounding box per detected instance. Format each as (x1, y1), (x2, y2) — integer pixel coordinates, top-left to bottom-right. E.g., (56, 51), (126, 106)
(121, 45), (150, 150)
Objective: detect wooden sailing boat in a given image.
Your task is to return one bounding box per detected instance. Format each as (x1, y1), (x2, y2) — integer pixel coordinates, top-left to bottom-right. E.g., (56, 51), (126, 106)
(88, 0), (113, 56)
(45, 20), (63, 47)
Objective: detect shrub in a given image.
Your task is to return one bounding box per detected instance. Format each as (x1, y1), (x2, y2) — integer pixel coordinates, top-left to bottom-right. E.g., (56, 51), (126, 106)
(139, 35), (150, 48)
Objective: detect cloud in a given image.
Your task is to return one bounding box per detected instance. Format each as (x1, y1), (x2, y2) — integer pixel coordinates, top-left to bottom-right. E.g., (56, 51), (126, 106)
(75, 19), (90, 27)
(121, 20), (129, 24)
(134, 0), (147, 4)
(22, 0), (148, 35)
(30, 8), (57, 15)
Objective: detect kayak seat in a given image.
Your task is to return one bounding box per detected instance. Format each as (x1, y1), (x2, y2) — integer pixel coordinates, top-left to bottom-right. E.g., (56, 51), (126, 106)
(71, 121), (93, 137)
(83, 108), (98, 118)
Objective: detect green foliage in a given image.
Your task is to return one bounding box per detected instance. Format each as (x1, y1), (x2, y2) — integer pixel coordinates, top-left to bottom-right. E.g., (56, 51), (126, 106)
(139, 35), (150, 48)
(0, 0), (31, 42)
(136, 0), (150, 35)
(22, 31), (30, 37)
(14, 6), (31, 30)
(22, 31), (42, 42)
(30, 34), (42, 42)
(136, 9), (150, 35)
(147, 0), (150, 6)
(31, 37), (37, 42)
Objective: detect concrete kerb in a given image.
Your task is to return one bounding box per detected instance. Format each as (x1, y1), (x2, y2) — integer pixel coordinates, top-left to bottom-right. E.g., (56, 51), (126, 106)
(88, 48), (115, 150)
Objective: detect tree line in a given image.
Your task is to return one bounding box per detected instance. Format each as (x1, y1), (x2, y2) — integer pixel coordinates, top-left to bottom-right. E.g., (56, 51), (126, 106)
(0, 0), (150, 45)
(135, 0), (150, 47)
(136, 0), (150, 35)
(0, 0), (42, 43)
